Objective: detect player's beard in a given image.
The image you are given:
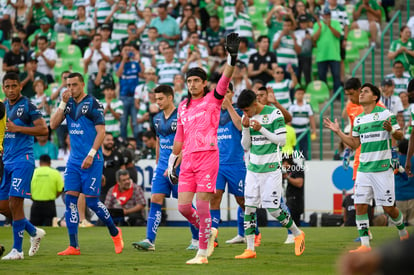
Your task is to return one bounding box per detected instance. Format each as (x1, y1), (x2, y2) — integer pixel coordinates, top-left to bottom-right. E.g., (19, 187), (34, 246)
(103, 144), (113, 151)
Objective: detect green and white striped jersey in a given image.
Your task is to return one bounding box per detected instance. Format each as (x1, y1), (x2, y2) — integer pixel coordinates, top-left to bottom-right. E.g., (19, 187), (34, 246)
(72, 18), (95, 39)
(385, 73), (412, 95)
(156, 61), (182, 86)
(272, 31), (298, 67)
(329, 5), (349, 34)
(238, 48), (256, 66)
(100, 98), (123, 137)
(288, 102), (313, 133)
(112, 11), (139, 40)
(58, 5), (77, 26)
(267, 79), (292, 109)
(95, 0), (112, 24)
(223, 0), (236, 31)
(244, 105), (286, 173)
(234, 12), (253, 41)
(31, 94), (52, 126)
(352, 106), (398, 172)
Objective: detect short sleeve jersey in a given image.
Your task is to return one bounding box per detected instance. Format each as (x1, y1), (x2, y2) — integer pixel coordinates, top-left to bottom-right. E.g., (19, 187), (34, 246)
(153, 108), (178, 169)
(64, 95), (105, 163)
(4, 97), (42, 165)
(352, 106), (398, 172)
(243, 105), (286, 173)
(218, 106), (244, 165)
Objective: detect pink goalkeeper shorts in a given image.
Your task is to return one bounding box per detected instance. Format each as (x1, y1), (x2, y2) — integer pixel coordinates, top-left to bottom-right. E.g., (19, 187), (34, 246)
(178, 150), (219, 193)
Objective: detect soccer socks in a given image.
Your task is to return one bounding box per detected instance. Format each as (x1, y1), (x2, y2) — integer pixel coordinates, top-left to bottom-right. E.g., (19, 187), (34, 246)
(390, 210), (407, 237)
(210, 209), (220, 229)
(196, 200), (211, 252)
(85, 197), (118, 237)
(65, 194), (79, 248)
(12, 219), (25, 252)
(356, 214), (370, 247)
(237, 207), (245, 237)
(178, 203), (200, 229)
(25, 218), (37, 237)
(146, 202), (162, 243)
(269, 208), (301, 236)
(244, 206), (257, 251)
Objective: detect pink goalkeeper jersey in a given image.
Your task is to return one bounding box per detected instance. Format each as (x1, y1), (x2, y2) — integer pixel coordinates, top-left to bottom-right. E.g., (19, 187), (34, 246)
(175, 75), (231, 154)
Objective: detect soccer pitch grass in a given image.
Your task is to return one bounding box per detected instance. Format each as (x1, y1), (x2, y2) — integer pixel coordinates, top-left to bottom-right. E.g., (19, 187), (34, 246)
(0, 226), (406, 274)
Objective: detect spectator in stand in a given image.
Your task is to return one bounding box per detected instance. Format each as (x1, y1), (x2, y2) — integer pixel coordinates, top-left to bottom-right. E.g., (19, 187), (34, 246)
(84, 33), (111, 75)
(105, 169), (146, 226)
(71, 5), (95, 54)
(99, 24), (120, 64)
(327, 0), (349, 84)
(407, 16), (414, 39)
(94, 0), (114, 27)
(173, 74), (188, 107)
(232, 61), (252, 104)
(237, 37), (256, 67)
(3, 37), (26, 74)
(30, 154), (64, 226)
(101, 132), (125, 202)
(19, 57), (48, 98)
(176, 4), (200, 33)
(179, 16), (201, 49)
(54, 0), (77, 34)
(202, 15), (225, 51)
(180, 32), (209, 74)
(134, 67), (158, 128)
(248, 35), (278, 85)
(32, 36), (58, 83)
(288, 87), (316, 160)
(267, 65), (298, 109)
(140, 27), (160, 64)
(100, 85), (123, 139)
(387, 26), (414, 74)
(295, 15), (314, 86)
(136, 6), (154, 43)
(351, 0), (381, 47)
(233, 0), (254, 45)
(31, 79), (52, 126)
(122, 148), (138, 184)
(266, 4), (286, 43)
(272, 18), (301, 78)
(104, 0), (139, 41)
(137, 90), (159, 134)
(88, 59), (115, 100)
(155, 46), (181, 86)
(141, 130), (156, 159)
(386, 61), (412, 95)
(116, 43), (143, 141)
(313, 9), (342, 93)
(209, 43), (228, 75)
(0, 0), (12, 40)
(150, 2), (180, 46)
(399, 92), (411, 139)
(25, 0), (53, 37)
(31, 17), (57, 49)
(10, 0), (29, 34)
(34, 135), (58, 160)
(380, 79), (404, 116)
(295, 0), (312, 23)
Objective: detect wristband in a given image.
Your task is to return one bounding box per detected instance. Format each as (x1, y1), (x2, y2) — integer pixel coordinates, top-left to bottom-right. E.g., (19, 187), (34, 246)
(391, 128), (396, 135)
(227, 54), (237, 66)
(88, 148), (97, 158)
(58, 101), (67, 111)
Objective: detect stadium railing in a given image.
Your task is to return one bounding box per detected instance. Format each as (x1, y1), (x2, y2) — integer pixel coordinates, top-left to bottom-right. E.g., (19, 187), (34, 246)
(351, 44), (376, 84)
(380, 10), (402, 80)
(318, 87), (345, 160)
(295, 127), (311, 160)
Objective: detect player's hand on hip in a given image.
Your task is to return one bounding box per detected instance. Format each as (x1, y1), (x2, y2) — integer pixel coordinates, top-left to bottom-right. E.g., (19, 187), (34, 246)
(81, 156), (94, 169)
(61, 90), (72, 103)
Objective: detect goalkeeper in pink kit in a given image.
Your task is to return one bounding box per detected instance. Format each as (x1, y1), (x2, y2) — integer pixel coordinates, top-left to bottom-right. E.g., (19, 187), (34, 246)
(167, 33), (240, 264)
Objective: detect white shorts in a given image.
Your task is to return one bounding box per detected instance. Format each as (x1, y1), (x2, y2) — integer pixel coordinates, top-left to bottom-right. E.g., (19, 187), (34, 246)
(356, 19), (381, 35)
(354, 169), (395, 206)
(244, 169), (282, 208)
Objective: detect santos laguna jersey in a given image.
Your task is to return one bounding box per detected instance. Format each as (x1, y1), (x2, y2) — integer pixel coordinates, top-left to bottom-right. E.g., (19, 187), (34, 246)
(153, 108), (178, 169)
(352, 106), (398, 173)
(4, 97), (42, 165)
(218, 106), (244, 165)
(243, 105), (286, 173)
(64, 95), (105, 163)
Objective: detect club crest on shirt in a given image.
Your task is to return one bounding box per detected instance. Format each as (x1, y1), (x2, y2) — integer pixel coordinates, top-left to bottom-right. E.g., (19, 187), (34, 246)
(171, 121), (177, 131)
(373, 113), (379, 121)
(262, 114), (269, 124)
(16, 106), (24, 117)
(81, 104), (89, 114)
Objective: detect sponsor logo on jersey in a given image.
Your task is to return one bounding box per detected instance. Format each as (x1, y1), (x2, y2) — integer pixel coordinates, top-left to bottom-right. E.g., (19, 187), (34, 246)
(17, 106), (24, 117)
(82, 104), (89, 114)
(171, 120), (177, 131)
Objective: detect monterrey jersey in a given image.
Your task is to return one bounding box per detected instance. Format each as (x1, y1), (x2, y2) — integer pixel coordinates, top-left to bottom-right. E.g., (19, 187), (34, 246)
(153, 108), (178, 169)
(4, 97), (42, 165)
(64, 95), (105, 163)
(218, 106), (244, 165)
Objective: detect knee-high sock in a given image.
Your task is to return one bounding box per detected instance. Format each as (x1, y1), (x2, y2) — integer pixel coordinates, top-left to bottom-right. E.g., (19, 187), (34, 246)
(356, 214), (370, 247)
(390, 210), (407, 237)
(244, 206), (257, 251)
(65, 194), (79, 248)
(178, 203), (200, 229)
(12, 219), (25, 252)
(25, 218), (37, 237)
(196, 200), (211, 250)
(86, 197), (118, 237)
(237, 206), (245, 237)
(210, 209), (220, 229)
(146, 202), (162, 243)
(269, 207), (301, 236)
(190, 204), (199, 240)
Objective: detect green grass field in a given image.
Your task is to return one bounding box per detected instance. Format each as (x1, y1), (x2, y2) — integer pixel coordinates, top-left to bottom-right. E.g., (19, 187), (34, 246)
(0, 226), (407, 275)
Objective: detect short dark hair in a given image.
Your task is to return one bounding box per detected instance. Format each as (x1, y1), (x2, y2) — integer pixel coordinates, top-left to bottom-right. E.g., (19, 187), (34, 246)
(237, 89), (257, 109)
(154, 84), (174, 98)
(344, 77), (361, 91)
(67, 72), (84, 83)
(361, 83), (381, 103)
(3, 72), (20, 85)
(37, 36), (48, 43)
(148, 26), (158, 32)
(408, 79), (414, 93)
(210, 15), (220, 21)
(11, 37), (21, 44)
(39, 154), (51, 164)
(115, 169), (130, 182)
(393, 60), (404, 67)
(284, 18), (293, 24)
(257, 35), (269, 43)
(257, 86), (267, 92)
(239, 37), (248, 45)
(142, 130), (156, 140)
(398, 139), (408, 155)
(127, 22), (136, 28)
(295, 86), (305, 93)
(61, 70), (71, 76)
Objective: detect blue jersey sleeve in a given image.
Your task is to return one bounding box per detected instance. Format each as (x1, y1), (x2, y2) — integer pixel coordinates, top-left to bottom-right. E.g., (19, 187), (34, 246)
(28, 101), (43, 122)
(88, 97), (105, 125)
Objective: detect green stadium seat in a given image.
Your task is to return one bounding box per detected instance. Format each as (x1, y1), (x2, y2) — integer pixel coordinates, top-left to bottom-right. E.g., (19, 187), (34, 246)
(347, 29), (369, 50)
(0, 40), (11, 58)
(54, 58), (70, 82)
(60, 44), (82, 60)
(345, 4), (354, 23)
(345, 41), (360, 63)
(306, 80), (330, 112)
(56, 32), (72, 55)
